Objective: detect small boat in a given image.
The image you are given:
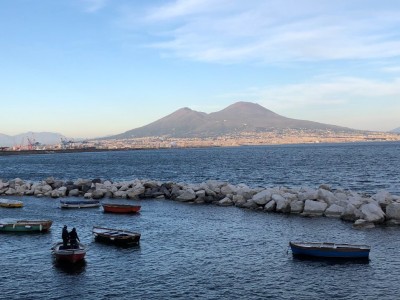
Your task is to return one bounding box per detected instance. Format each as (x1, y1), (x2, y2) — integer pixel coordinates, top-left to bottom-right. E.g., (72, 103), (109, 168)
(0, 198), (23, 208)
(52, 242), (88, 263)
(289, 241), (371, 259)
(93, 226), (141, 246)
(102, 203), (141, 214)
(0, 219), (53, 232)
(60, 199), (100, 209)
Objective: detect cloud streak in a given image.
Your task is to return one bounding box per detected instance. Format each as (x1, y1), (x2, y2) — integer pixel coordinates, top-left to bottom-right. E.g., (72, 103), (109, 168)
(81, 0), (108, 13)
(132, 0), (400, 64)
(220, 77), (400, 110)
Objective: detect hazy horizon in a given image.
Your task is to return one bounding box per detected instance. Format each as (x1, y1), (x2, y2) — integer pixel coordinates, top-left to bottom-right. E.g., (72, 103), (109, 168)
(1, 0), (400, 138)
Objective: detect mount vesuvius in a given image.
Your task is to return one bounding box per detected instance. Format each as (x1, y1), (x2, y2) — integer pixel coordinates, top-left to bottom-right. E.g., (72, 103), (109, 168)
(108, 102), (354, 139)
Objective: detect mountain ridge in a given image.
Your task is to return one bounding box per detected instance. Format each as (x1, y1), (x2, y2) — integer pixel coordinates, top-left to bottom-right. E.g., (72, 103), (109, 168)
(107, 101), (357, 139)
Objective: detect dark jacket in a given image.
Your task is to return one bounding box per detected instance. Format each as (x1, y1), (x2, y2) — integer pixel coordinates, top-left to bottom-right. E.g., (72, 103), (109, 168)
(69, 229), (79, 242)
(62, 227), (69, 240)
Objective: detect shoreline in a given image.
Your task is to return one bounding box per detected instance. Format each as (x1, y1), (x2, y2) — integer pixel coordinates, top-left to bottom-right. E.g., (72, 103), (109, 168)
(1, 140), (399, 156)
(1, 177), (400, 229)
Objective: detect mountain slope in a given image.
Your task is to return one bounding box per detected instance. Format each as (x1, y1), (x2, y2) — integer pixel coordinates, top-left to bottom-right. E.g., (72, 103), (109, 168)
(391, 127), (400, 133)
(108, 101), (355, 139)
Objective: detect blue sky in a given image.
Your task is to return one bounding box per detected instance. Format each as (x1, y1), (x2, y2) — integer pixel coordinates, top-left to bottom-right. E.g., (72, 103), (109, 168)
(1, 0), (400, 138)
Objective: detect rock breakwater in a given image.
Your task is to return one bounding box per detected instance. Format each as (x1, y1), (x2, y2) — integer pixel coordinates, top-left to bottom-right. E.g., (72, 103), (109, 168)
(1, 177), (400, 228)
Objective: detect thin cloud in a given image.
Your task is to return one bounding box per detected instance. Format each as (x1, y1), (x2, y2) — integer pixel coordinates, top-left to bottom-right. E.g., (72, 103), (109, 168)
(134, 1), (400, 63)
(220, 77), (400, 111)
(81, 0), (108, 13)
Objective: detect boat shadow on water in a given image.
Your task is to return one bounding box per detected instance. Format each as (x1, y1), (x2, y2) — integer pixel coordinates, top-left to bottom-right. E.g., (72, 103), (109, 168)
(291, 255), (370, 265)
(53, 259), (87, 275)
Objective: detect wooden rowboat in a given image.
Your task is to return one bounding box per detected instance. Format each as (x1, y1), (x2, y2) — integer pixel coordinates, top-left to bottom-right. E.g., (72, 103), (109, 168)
(102, 203), (141, 214)
(0, 198), (23, 208)
(93, 226), (141, 246)
(60, 199), (100, 209)
(289, 241), (371, 259)
(52, 242), (88, 263)
(0, 219), (53, 232)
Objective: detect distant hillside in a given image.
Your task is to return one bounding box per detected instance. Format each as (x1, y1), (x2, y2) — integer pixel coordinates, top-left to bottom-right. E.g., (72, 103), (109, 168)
(0, 132), (66, 147)
(107, 101), (357, 139)
(391, 127), (400, 133)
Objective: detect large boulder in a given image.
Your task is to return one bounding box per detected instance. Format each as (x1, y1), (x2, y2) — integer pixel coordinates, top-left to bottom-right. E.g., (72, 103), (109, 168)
(324, 204), (345, 218)
(220, 184), (237, 196)
(176, 189), (196, 202)
(302, 200), (328, 217)
(341, 204), (362, 222)
(218, 197), (234, 206)
(290, 200), (304, 214)
(360, 202), (385, 223)
(274, 194), (291, 213)
(92, 189), (106, 199)
(372, 190), (393, 210)
(264, 200), (276, 212)
(317, 189), (338, 206)
(298, 188), (318, 201)
(386, 203), (400, 221)
(252, 190), (272, 206)
(353, 219), (375, 229)
(68, 189), (80, 197)
(242, 200), (259, 209)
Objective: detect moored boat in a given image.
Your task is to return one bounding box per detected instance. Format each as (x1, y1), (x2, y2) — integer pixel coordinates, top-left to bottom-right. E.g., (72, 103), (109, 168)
(52, 242), (88, 263)
(289, 241), (371, 259)
(60, 199), (100, 209)
(102, 203), (141, 214)
(92, 226), (141, 246)
(0, 198), (23, 208)
(0, 219), (53, 232)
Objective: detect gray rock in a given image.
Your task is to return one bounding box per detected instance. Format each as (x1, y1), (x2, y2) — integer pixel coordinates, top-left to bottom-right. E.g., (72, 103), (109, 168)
(290, 200), (304, 214)
(218, 197), (234, 206)
(324, 204), (345, 218)
(176, 189), (196, 202)
(360, 202), (385, 223)
(353, 219), (375, 229)
(386, 203), (400, 220)
(252, 189), (272, 206)
(302, 200), (328, 217)
(264, 200), (276, 212)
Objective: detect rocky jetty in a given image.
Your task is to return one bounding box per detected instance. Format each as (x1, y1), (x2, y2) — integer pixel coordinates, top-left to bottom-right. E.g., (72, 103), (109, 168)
(1, 177), (400, 229)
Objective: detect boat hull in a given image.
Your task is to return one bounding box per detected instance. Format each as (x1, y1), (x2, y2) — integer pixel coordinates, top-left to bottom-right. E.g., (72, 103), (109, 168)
(52, 243), (87, 263)
(60, 200), (100, 209)
(0, 199), (23, 208)
(289, 242), (370, 259)
(93, 226), (141, 246)
(102, 204), (141, 214)
(0, 220), (52, 232)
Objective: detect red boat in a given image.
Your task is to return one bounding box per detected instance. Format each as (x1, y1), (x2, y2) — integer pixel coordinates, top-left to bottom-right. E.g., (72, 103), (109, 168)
(52, 242), (88, 263)
(102, 203), (141, 214)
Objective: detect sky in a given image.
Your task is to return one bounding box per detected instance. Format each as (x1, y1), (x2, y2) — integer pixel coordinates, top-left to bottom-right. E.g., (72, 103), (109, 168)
(1, 0), (400, 138)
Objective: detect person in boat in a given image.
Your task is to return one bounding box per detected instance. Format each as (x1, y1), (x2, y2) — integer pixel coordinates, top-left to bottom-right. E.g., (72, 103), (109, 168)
(62, 225), (69, 249)
(69, 227), (80, 249)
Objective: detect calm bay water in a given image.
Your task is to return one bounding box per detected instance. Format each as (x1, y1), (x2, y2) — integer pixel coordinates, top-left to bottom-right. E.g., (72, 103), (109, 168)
(1, 142), (400, 299)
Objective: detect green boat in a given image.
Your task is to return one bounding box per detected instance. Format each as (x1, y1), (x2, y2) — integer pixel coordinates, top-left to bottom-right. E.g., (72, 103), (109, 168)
(0, 218), (53, 232)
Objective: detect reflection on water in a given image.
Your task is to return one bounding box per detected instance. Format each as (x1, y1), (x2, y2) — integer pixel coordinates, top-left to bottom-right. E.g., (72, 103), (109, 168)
(53, 259), (87, 275)
(291, 255), (370, 265)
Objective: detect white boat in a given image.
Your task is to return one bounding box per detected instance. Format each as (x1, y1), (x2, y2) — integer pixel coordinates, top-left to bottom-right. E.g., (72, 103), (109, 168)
(60, 199), (100, 209)
(0, 198), (23, 208)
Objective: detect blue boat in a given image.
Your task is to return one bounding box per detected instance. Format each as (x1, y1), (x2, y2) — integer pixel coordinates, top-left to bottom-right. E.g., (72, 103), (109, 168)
(289, 241), (370, 259)
(60, 199), (100, 209)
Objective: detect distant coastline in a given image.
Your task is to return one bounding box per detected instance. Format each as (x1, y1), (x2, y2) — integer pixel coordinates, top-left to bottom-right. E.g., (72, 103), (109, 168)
(1, 139), (399, 156)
